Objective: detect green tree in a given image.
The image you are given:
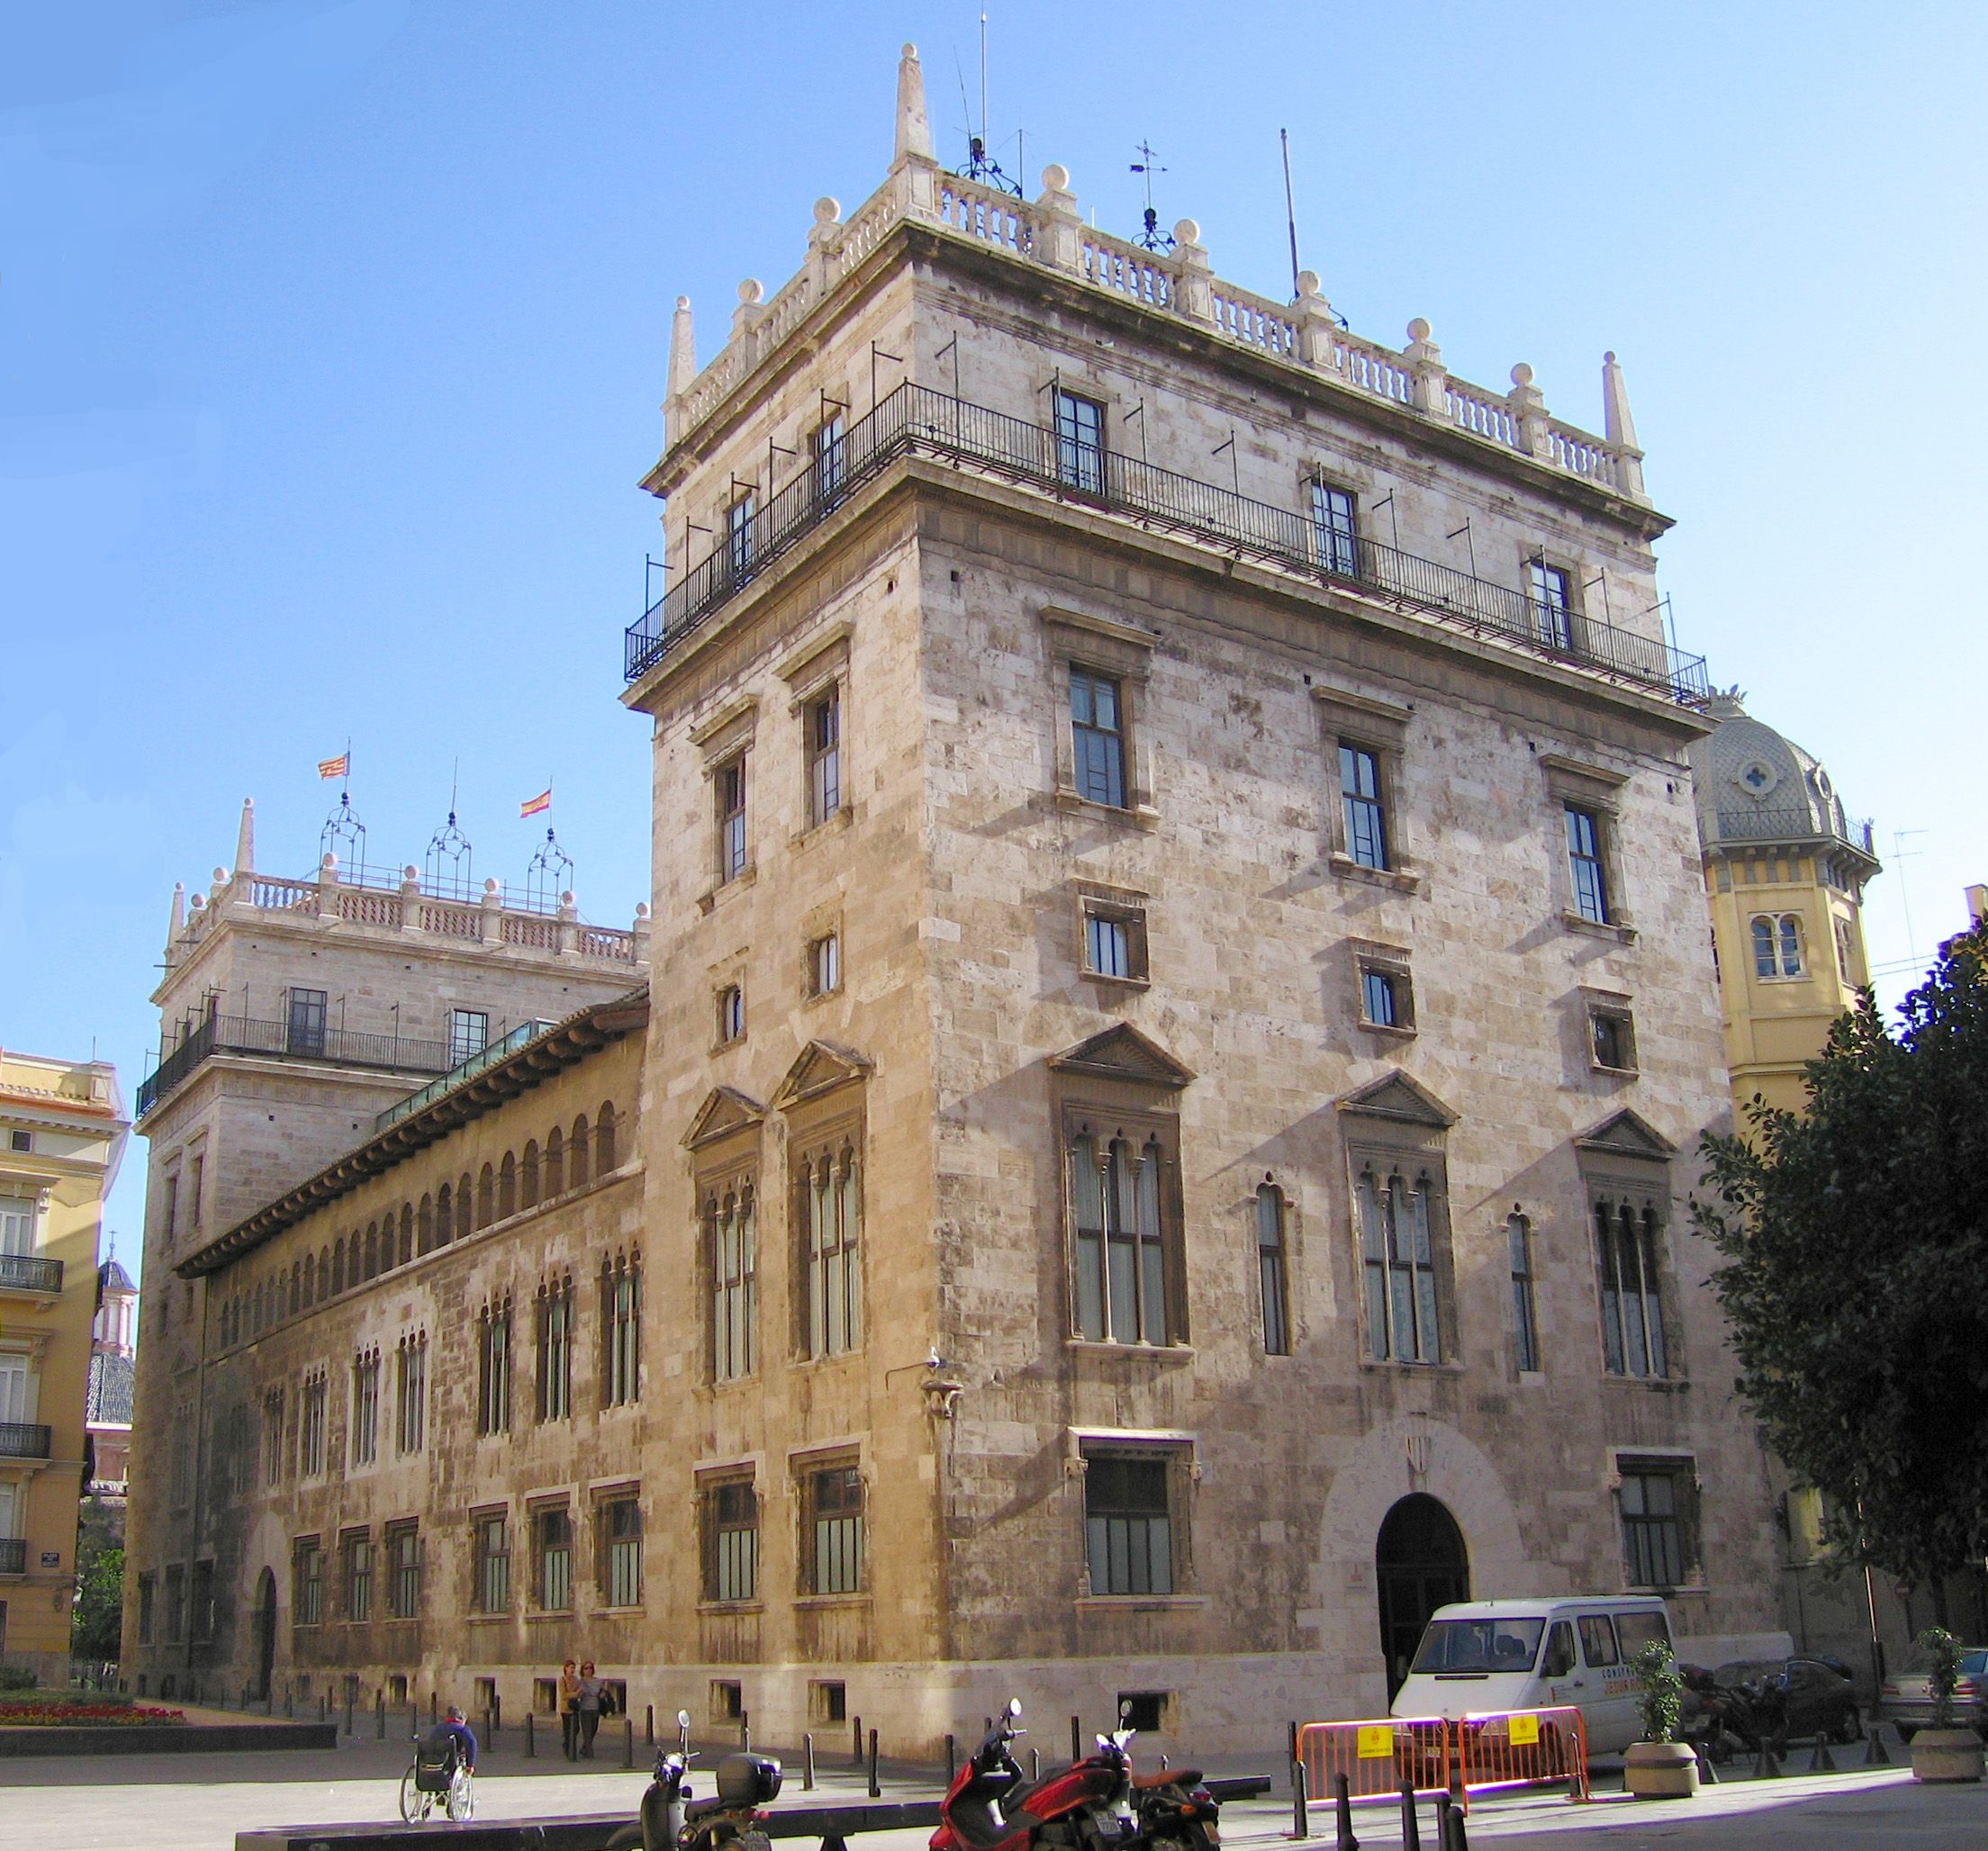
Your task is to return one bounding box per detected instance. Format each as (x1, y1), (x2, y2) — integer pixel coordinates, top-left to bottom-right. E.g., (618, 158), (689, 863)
(71, 1496), (124, 1663)
(1695, 926), (1988, 1621)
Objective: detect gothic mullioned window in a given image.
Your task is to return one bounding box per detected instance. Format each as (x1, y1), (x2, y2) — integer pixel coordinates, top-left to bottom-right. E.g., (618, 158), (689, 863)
(709, 1179), (756, 1383)
(1069, 1128), (1172, 1347)
(1355, 1163), (1445, 1365)
(1256, 1182), (1290, 1357)
(1752, 913), (1805, 978)
(800, 1143), (861, 1359)
(1595, 1197), (1668, 1378)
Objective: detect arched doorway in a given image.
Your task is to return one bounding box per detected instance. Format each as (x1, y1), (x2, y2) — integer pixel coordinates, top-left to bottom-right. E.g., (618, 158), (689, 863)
(1376, 1494), (1469, 1697)
(252, 1567), (277, 1702)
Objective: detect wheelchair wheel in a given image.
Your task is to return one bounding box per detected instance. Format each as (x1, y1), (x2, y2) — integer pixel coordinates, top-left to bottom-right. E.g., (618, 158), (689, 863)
(446, 1769), (475, 1820)
(399, 1766), (434, 1823)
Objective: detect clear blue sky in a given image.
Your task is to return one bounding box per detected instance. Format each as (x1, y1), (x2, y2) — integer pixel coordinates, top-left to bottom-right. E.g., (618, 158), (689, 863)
(5, 3), (1982, 1286)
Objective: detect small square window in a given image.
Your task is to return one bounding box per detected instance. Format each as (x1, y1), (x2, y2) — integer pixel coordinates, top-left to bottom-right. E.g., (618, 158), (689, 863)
(8, 1130), (30, 1153)
(717, 985), (746, 1046)
(1590, 1007), (1636, 1072)
(1081, 901), (1148, 983)
(711, 1679), (744, 1721)
(1358, 959), (1414, 1033)
(810, 934), (841, 996)
(1117, 1691), (1169, 1734)
(810, 1680), (847, 1723)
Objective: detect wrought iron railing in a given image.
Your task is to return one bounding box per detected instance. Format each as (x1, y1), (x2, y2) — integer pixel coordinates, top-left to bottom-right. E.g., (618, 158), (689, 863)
(373, 1018), (559, 1133)
(138, 1016), (453, 1119)
(0, 1253), (63, 1295)
(0, 1423), (52, 1460)
(627, 383), (1707, 703)
(0, 1537), (26, 1574)
(1713, 806), (1875, 854)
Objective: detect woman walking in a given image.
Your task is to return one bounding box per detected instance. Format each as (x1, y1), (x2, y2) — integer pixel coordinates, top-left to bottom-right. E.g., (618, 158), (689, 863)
(578, 1659), (603, 1758)
(558, 1658), (581, 1762)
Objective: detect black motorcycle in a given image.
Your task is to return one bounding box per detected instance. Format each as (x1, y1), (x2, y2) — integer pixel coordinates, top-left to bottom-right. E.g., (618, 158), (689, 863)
(607, 1709), (784, 1851)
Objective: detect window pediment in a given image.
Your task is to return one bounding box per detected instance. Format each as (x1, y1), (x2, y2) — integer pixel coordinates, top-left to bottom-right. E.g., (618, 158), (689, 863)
(1047, 1024), (1195, 1090)
(772, 1039), (872, 1110)
(1336, 1070), (1457, 1129)
(1575, 1108), (1676, 1162)
(682, 1087), (767, 1151)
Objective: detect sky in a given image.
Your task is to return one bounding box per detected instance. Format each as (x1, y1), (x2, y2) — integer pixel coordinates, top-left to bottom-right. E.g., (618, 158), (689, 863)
(4, 2), (1983, 1287)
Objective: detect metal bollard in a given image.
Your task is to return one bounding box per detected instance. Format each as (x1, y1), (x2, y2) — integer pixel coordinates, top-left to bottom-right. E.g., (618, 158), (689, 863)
(1071, 1716), (1081, 1762)
(284, 1685), (294, 1719)
(1810, 1734), (1837, 1774)
(345, 1689), (355, 1737)
(1433, 1793), (1452, 1851)
(868, 1727), (881, 1799)
(646, 1703), (655, 1745)
(1290, 1756), (1309, 1838)
(743, 1710), (752, 1751)
(1753, 1740), (1781, 1779)
(375, 1693), (385, 1739)
(854, 1714), (863, 1766)
(493, 1692), (502, 1738)
(1445, 1797), (1469, 1851)
(1030, 1747), (1040, 1782)
(1332, 1771), (1359, 1851)
(804, 1732), (816, 1790)
(625, 1717), (635, 1768)
(946, 1734), (957, 1783)
(1863, 1721), (1890, 1766)
(430, 1693), (438, 1726)
(526, 1712), (535, 1758)
(1694, 1745), (1718, 1784)
(321, 1694), (328, 1722)
(1398, 1778), (1422, 1851)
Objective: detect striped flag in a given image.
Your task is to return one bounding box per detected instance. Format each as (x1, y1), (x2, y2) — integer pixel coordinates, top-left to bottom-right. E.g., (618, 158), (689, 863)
(520, 789), (552, 818)
(317, 753), (349, 781)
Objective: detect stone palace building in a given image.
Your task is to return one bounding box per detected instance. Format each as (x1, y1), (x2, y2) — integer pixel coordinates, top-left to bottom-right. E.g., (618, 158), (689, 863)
(122, 47), (1786, 1751)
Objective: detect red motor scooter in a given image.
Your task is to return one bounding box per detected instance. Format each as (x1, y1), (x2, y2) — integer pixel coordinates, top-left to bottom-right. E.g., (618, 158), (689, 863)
(931, 1700), (1219, 1851)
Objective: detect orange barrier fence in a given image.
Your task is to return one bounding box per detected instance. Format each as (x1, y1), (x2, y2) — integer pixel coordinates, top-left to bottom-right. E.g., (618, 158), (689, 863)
(1297, 1707), (1590, 1815)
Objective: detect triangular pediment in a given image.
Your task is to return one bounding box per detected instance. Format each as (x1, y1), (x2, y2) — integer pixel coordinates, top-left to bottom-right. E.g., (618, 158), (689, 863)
(682, 1086), (766, 1151)
(1047, 1024), (1196, 1089)
(1576, 1108), (1676, 1161)
(1336, 1070), (1458, 1129)
(771, 1039), (873, 1110)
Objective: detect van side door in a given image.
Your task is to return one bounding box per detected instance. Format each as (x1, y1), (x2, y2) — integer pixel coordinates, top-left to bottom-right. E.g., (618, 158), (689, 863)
(1577, 1612), (1638, 1752)
(1539, 1621), (1579, 1707)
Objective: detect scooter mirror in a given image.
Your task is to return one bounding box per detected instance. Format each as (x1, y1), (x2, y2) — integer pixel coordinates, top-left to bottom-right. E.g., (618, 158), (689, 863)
(1118, 1699), (1134, 1721)
(678, 1709), (691, 1730)
(1008, 1698), (1023, 1720)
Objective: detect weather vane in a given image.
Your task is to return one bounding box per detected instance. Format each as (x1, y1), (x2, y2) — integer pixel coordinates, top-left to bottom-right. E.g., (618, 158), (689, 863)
(1131, 140), (1174, 251)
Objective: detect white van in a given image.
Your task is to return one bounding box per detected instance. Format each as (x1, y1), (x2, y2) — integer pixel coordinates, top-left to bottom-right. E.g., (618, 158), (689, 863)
(1387, 1596), (1673, 1755)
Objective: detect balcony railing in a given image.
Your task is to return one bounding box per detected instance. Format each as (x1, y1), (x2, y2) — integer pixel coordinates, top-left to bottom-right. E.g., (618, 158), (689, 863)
(138, 1014), (453, 1120)
(0, 1252), (63, 1295)
(0, 1537), (26, 1574)
(627, 382), (1706, 704)
(1714, 806), (1875, 855)
(374, 1018), (559, 1133)
(0, 1423), (52, 1460)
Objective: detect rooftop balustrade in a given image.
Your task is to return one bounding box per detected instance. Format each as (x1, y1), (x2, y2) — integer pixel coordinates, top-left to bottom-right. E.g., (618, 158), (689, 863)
(628, 382), (1705, 703)
(1713, 806), (1876, 855)
(0, 1252), (64, 1296)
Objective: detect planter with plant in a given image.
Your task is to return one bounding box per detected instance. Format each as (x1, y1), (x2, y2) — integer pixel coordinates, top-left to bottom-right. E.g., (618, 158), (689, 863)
(1622, 1639), (1698, 1799)
(1910, 1628), (1984, 1783)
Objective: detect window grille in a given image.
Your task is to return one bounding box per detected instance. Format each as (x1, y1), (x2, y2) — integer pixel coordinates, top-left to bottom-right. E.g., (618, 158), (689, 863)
(263, 1389), (285, 1485)
(535, 1507), (572, 1611)
(602, 1253), (640, 1406)
(388, 1523), (420, 1618)
(809, 1465), (863, 1595)
(294, 1539), (323, 1626)
(394, 1333), (427, 1453)
(1084, 1453), (1173, 1596)
(1070, 668), (1127, 808)
(812, 415), (846, 501)
(299, 1373), (328, 1476)
(536, 1277), (573, 1421)
(350, 1350), (379, 1465)
(601, 1498), (642, 1607)
(286, 989), (328, 1058)
(727, 492), (756, 578)
(474, 1514), (510, 1613)
(1357, 1166), (1442, 1364)
(707, 1478), (758, 1603)
(343, 1533), (372, 1621)
(447, 1008), (488, 1066)
(477, 1298), (512, 1435)
(1620, 1461), (1694, 1587)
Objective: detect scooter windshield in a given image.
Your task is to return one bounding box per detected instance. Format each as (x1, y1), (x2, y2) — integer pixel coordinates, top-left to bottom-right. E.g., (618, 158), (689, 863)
(1411, 1618), (1546, 1675)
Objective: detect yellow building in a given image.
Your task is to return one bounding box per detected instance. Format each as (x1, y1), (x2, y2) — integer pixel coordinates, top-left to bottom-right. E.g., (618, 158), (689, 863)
(0, 1048), (128, 1684)
(1688, 691), (1880, 1116)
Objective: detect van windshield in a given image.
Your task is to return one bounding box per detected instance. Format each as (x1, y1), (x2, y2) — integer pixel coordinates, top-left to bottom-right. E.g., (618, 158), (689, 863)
(1411, 1618), (1546, 1675)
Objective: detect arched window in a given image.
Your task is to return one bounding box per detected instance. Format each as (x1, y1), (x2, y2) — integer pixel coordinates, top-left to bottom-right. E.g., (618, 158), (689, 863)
(289, 1260), (302, 1316)
(520, 1141), (540, 1210)
(303, 1251), (317, 1306)
(1595, 1196), (1668, 1378)
(709, 1184), (756, 1382)
(498, 1152), (517, 1220)
(332, 1242), (345, 1296)
(545, 1128), (565, 1197)
(434, 1185), (451, 1248)
(570, 1116), (591, 1189)
(1356, 1164), (1441, 1365)
(398, 1204), (413, 1267)
(456, 1173), (473, 1242)
(596, 1102), (618, 1171)
(363, 1223), (379, 1280)
(1751, 913), (1805, 978)
(417, 1195), (433, 1255)
(602, 1247), (641, 1405)
(1070, 1130), (1168, 1347)
(318, 1246), (330, 1297)
(1255, 1181), (1290, 1356)
(476, 1164), (495, 1229)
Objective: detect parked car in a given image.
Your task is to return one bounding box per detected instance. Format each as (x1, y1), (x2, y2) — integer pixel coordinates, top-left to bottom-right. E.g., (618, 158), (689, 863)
(1879, 1645), (1988, 1741)
(1712, 1657), (1862, 1747)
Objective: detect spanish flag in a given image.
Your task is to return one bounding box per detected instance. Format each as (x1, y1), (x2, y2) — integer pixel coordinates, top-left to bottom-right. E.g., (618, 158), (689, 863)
(317, 752), (349, 781)
(520, 788), (552, 818)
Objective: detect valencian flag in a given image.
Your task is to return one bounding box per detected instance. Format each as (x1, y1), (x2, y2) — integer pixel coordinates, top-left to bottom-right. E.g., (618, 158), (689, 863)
(318, 751), (349, 781)
(520, 788), (552, 818)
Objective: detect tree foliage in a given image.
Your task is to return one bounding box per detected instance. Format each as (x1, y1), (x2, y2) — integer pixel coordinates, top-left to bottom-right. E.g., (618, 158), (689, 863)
(1631, 1638), (1685, 1744)
(1695, 926), (1988, 1595)
(70, 1497), (124, 1663)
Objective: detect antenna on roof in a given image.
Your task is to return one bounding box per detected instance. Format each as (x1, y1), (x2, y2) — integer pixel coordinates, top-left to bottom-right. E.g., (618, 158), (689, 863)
(953, 14), (1021, 195)
(424, 762), (474, 901)
(1131, 140), (1175, 251)
(1280, 129), (1302, 300)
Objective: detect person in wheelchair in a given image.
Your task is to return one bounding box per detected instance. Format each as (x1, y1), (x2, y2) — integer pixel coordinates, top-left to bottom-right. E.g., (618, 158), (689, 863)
(423, 1703), (479, 1776)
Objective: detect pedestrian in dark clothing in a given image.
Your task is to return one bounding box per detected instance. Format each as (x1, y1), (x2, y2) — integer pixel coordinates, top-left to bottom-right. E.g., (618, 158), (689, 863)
(578, 1659), (603, 1758)
(559, 1658), (581, 1762)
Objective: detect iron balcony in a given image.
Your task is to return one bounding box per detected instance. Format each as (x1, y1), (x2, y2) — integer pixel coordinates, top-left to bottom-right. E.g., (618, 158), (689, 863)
(0, 1538), (27, 1575)
(0, 1253), (63, 1295)
(626, 382), (1709, 704)
(137, 1014), (453, 1120)
(0, 1422), (53, 1460)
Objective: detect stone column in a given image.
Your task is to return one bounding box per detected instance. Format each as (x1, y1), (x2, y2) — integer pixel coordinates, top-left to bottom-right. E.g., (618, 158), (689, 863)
(480, 878), (503, 948)
(1035, 165), (1081, 275)
(557, 893), (580, 957)
(316, 854), (339, 925)
(1293, 270), (1340, 370)
(400, 866), (422, 934)
(1506, 364), (1554, 462)
(1404, 318), (1448, 417)
(1170, 220), (1214, 323)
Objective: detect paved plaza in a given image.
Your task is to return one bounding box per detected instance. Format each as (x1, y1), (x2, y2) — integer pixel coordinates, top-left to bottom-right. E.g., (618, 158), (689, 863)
(2, 1729), (1983, 1851)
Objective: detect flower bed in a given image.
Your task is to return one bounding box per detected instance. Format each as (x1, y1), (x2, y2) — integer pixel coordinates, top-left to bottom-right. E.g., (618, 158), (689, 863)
(0, 1701), (185, 1726)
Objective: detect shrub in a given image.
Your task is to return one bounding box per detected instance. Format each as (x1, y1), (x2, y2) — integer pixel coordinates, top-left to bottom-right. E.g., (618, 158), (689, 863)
(1631, 1638), (1685, 1744)
(0, 1666), (35, 1693)
(1917, 1626), (1964, 1729)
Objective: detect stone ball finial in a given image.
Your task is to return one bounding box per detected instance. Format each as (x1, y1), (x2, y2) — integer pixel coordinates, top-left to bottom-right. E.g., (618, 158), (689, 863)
(1042, 162), (1071, 193)
(674, 294), (690, 312)
(1173, 217), (1200, 246)
(1407, 317), (1432, 343)
(403, 864), (419, 880)
(483, 877), (500, 895)
(321, 853), (337, 871)
(902, 41), (917, 58)
(213, 866), (227, 883)
(737, 278), (764, 305)
(814, 196), (842, 224)
(1604, 349), (1617, 365)
(561, 889), (576, 906)
(636, 902), (651, 919)
(1297, 268), (1321, 297)
(1510, 362), (1534, 387)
